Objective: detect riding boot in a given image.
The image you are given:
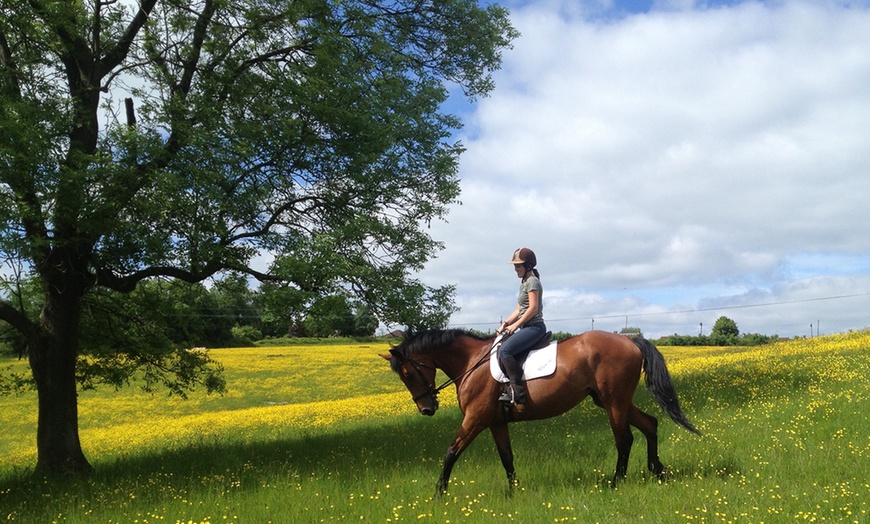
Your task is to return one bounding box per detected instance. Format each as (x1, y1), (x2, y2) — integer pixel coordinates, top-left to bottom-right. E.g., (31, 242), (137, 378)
(498, 354), (527, 404)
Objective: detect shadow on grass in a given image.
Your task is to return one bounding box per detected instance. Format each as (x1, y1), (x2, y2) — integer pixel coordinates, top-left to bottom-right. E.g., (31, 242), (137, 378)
(0, 410), (458, 493)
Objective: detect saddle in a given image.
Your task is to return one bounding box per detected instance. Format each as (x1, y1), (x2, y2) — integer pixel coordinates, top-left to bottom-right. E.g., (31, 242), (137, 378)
(489, 331), (557, 383)
(527, 330), (553, 352)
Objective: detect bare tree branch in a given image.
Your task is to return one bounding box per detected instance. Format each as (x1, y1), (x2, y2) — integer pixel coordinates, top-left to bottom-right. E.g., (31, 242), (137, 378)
(100, 0), (160, 74)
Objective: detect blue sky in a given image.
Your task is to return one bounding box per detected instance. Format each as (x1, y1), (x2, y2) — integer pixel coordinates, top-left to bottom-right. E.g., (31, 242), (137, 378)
(414, 0), (870, 338)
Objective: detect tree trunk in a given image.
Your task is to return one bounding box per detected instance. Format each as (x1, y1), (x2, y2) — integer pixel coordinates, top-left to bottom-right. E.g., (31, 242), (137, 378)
(29, 271), (93, 476)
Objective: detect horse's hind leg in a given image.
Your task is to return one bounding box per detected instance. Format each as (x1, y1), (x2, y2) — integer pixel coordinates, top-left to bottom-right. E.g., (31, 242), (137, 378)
(490, 423), (517, 490)
(605, 405), (634, 485)
(629, 404), (665, 477)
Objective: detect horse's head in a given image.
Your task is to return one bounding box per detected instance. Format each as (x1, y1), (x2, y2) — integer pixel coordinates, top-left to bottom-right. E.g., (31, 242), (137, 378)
(382, 349), (440, 416)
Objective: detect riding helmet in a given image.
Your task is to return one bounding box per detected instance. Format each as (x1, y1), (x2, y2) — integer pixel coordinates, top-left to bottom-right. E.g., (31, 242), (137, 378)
(508, 247), (537, 268)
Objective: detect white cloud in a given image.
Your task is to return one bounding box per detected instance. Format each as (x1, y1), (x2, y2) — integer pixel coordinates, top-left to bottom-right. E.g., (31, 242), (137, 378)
(418, 0), (870, 338)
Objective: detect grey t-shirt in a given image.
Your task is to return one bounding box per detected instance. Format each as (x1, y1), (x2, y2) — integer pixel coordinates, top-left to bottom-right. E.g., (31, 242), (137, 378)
(517, 275), (544, 325)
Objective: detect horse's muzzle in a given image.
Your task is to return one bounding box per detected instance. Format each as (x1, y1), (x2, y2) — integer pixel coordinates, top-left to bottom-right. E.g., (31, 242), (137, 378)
(419, 398), (438, 416)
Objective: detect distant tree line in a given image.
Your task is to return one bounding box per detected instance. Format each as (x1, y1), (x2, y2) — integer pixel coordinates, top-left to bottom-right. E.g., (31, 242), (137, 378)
(0, 274), (378, 355)
(656, 316), (778, 346)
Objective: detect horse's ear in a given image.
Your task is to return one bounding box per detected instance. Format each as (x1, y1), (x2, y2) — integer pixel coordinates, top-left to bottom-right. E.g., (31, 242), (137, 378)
(379, 353), (392, 361)
(389, 348), (403, 360)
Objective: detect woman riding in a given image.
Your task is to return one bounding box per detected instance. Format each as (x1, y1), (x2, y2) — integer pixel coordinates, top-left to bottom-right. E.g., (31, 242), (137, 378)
(497, 247), (546, 404)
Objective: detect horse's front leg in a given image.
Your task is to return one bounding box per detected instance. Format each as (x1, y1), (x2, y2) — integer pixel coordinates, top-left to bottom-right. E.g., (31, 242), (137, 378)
(436, 423), (486, 496)
(489, 423), (517, 491)
(436, 447), (459, 495)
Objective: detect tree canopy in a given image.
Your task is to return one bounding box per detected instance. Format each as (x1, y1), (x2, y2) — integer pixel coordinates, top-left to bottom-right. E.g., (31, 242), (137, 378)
(710, 317), (740, 340)
(0, 0), (517, 475)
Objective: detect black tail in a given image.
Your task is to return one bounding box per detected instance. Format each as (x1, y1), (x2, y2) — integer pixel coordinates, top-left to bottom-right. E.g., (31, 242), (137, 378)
(632, 337), (701, 435)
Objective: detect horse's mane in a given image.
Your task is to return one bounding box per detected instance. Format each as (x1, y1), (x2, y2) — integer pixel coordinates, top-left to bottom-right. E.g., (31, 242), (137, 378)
(389, 329), (491, 372)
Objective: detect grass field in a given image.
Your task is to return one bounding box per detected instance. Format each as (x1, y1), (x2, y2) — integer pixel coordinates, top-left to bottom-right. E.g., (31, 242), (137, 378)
(1, 331), (868, 523)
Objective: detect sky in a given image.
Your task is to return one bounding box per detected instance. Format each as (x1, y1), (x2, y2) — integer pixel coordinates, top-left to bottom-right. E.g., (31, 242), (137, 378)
(413, 0), (870, 339)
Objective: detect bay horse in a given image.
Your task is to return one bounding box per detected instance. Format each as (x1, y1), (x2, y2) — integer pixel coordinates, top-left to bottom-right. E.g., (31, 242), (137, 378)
(382, 329), (700, 494)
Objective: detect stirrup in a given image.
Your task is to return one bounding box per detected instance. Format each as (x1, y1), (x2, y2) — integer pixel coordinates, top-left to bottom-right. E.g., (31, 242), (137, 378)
(498, 389), (514, 404)
(499, 385), (525, 405)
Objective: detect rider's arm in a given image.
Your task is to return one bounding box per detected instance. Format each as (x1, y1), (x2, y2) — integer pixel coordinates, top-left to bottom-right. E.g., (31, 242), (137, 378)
(506, 290), (539, 334)
(499, 305), (521, 333)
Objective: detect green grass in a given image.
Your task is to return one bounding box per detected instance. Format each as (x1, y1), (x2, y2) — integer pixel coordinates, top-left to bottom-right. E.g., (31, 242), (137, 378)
(1, 334), (868, 523)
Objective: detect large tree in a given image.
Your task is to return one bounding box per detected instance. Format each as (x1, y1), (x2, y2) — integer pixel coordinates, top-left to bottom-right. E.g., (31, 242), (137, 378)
(0, 0), (517, 475)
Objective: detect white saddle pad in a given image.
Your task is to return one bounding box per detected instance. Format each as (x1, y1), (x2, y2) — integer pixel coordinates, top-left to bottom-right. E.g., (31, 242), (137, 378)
(489, 335), (558, 383)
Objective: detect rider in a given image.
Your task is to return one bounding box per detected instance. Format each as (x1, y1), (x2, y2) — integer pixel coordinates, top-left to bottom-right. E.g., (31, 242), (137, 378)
(497, 247), (546, 405)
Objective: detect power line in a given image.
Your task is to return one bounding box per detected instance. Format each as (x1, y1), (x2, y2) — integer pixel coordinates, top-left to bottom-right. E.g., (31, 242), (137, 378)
(557, 291), (870, 322)
(451, 291), (870, 327)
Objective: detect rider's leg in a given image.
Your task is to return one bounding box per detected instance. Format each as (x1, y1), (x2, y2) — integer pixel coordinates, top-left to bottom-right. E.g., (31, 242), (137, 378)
(498, 353), (527, 404)
(497, 323), (545, 404)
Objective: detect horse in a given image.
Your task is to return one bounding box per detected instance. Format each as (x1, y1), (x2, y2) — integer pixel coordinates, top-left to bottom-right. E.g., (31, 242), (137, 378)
(382, 329), (700, 494)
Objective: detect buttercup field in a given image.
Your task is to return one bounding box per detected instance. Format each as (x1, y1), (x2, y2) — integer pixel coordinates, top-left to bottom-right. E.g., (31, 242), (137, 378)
(2, 332), (868, 523)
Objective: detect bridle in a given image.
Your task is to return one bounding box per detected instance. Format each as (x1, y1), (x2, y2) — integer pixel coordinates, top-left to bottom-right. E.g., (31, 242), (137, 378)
(393, 335), (503, 403)
(396, 356), (443, 402)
